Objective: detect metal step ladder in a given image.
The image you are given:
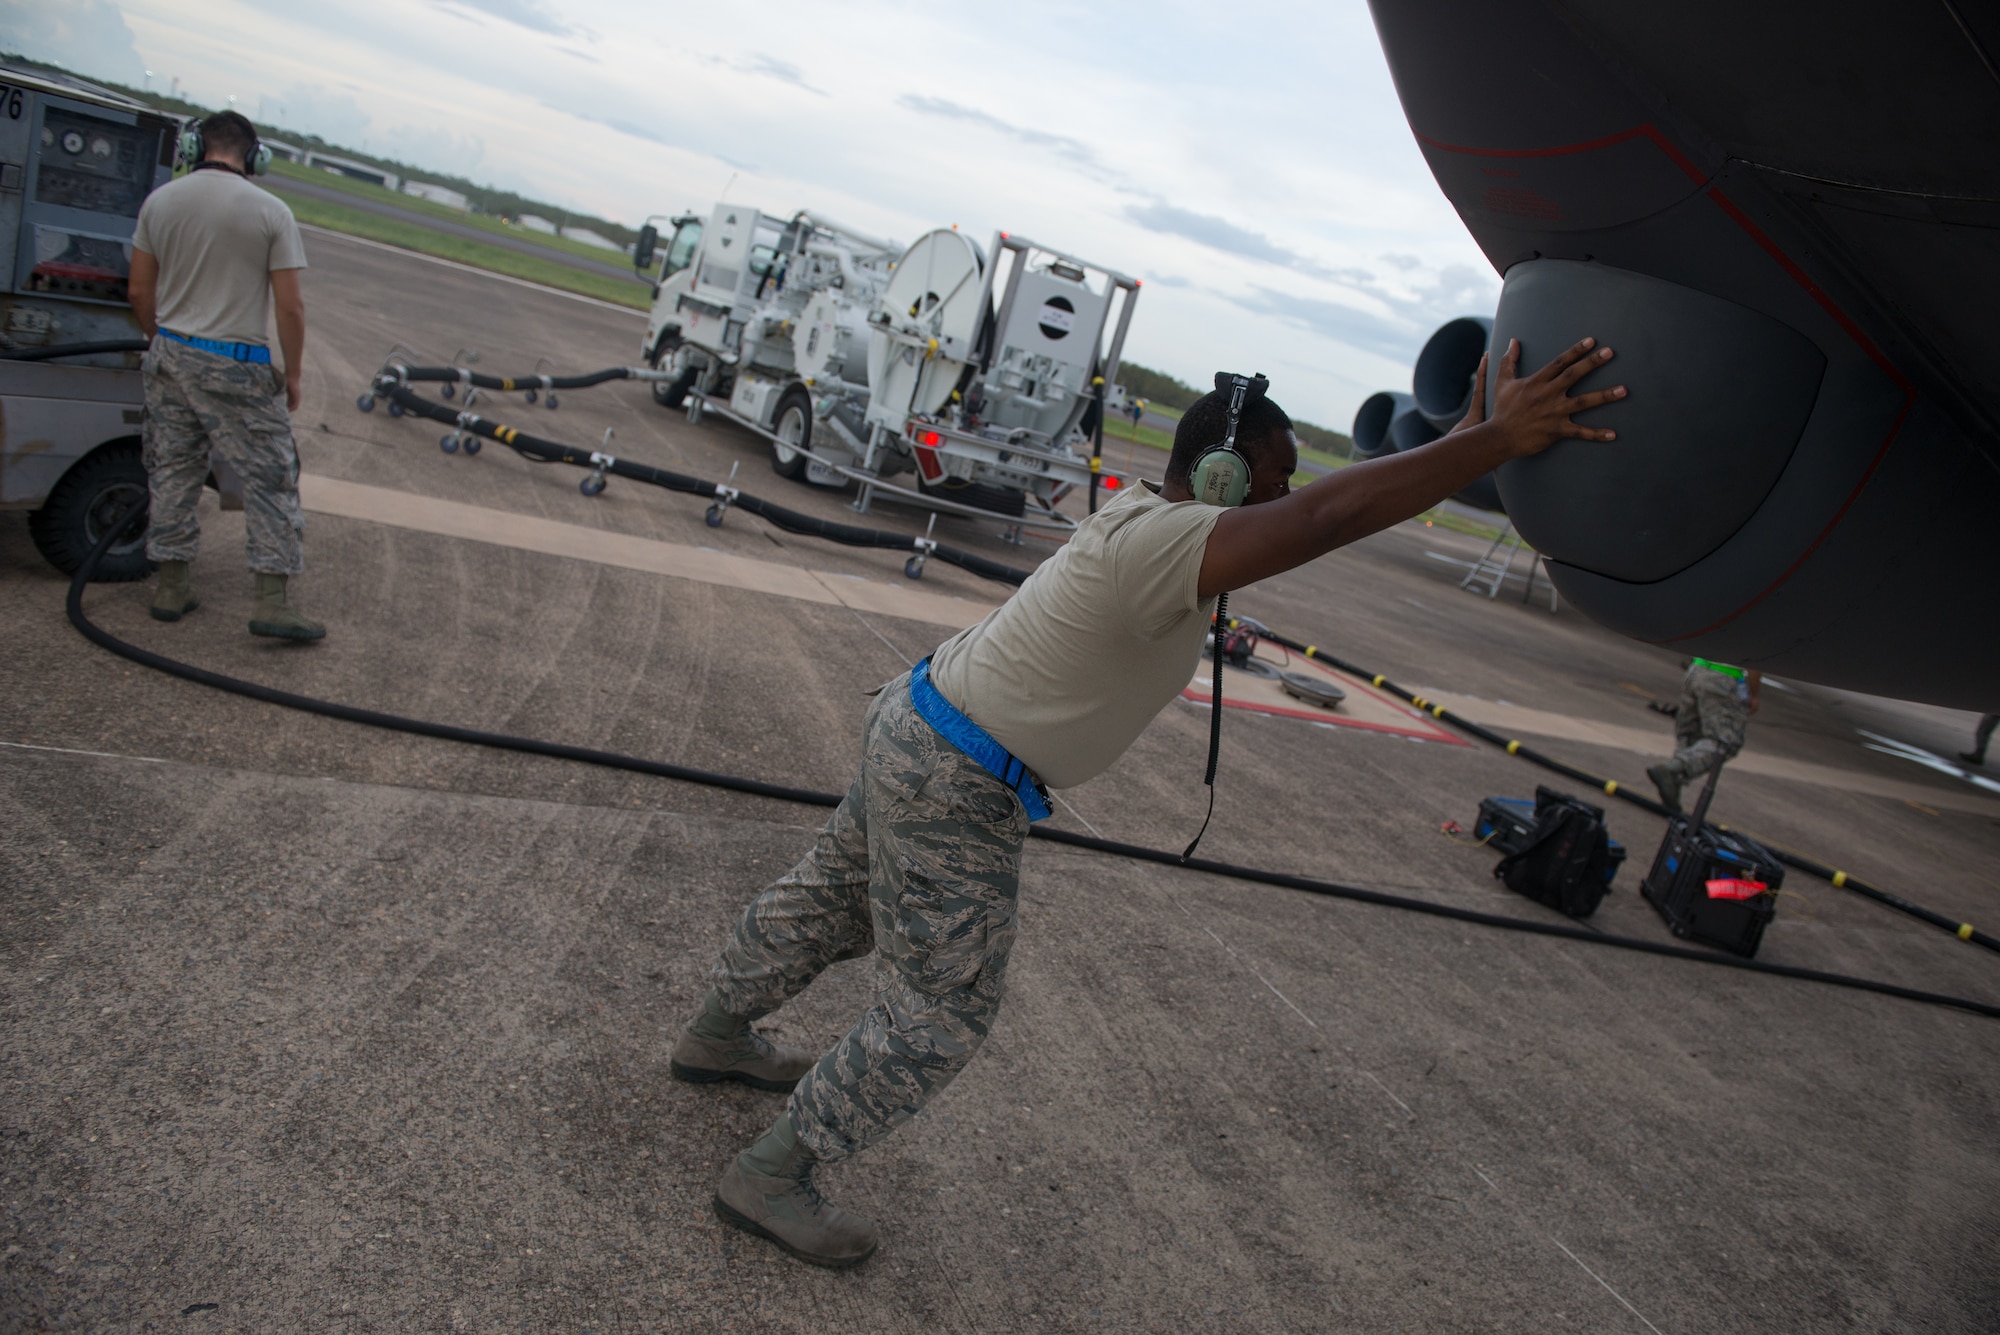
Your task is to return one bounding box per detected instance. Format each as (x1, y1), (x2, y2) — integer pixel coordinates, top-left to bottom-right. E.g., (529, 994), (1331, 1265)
(1459, 521), (1558, 611)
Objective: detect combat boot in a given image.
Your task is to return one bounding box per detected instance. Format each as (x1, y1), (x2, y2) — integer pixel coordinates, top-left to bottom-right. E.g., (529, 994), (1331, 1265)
(714, 1116), (878, 1268)
(1647, 765), (1683, 813)
(671, 993), (816, 1092)
(150, 559), (199, 621)
(248, 573), (325, 641)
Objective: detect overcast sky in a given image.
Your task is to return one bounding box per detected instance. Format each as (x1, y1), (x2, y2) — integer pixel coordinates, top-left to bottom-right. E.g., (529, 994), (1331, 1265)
(11, 0), (1498, 430)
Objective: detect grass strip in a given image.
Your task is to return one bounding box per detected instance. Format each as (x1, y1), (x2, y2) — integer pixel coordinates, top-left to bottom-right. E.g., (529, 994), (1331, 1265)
(282, 194), (652, 310)
(267, 160), (635, 270)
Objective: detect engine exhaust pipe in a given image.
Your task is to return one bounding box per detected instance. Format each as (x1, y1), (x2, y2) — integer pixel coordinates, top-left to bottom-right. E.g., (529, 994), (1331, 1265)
(1412, 315), (1492, 429)
(1389, 403), (1442, 452)
(1351, 391), (1412, 458)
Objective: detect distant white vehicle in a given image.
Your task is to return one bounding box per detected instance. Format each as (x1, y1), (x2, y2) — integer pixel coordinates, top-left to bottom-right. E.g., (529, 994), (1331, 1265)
(403, 180), (469, 211)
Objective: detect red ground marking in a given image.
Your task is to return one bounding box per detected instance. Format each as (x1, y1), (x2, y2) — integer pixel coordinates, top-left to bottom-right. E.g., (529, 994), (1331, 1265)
(1180, 651), (1468, 746)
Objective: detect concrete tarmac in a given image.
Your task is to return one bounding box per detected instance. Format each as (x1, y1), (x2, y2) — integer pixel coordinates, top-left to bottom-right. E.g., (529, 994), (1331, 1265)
(4, 230), (1998, 1333)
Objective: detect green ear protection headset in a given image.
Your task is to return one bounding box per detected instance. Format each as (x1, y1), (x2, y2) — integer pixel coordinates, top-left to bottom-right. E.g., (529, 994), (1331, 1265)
(1179, 370), (1270, 864)
(1188, 371), (1269, 507)
(178, 116), (271, 177)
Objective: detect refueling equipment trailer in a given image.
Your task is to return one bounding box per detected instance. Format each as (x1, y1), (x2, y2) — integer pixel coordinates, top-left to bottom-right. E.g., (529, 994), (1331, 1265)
(634, 205), (1138, 530)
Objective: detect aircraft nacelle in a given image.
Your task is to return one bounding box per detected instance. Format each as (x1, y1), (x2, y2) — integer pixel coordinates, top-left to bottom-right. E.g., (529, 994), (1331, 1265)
(1369, 0), (2000, 711)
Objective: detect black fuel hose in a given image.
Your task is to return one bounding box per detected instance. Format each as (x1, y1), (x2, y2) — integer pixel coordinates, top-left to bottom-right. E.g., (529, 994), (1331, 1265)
(2, 339), (151, 362)
(1236, 620), (2000, 957)
(62, 505), (2000, 1021)
(385, 363), (640, 391)
(381, 384), (1032, 587)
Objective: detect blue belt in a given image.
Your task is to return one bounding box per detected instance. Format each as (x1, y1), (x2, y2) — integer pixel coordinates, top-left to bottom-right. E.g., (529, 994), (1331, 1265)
(910, 657), (1051, 822)
(158, 328), (271, 364)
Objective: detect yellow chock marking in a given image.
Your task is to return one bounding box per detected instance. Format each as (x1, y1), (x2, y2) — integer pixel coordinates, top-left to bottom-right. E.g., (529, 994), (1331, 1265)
(1831, 871), (1848, 888)
(1372, 674), (1385, 687)
(1506, 740), (1521, 754)
(1959, 923), (1975, 940)
(1603, 780), (1619, 795)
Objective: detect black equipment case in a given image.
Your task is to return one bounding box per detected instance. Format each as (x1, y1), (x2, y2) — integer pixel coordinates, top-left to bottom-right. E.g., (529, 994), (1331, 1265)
(1478, 794), (1627, 882)
(1491, 786), (1617, 919)
(1640, 819), (1783, 957)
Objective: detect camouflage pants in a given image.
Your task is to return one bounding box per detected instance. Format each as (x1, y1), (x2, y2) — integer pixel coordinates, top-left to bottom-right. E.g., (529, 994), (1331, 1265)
(1664, 666), (1750, 783)
(708, 673), (1028, 1164)
(142, 335), (305, 574)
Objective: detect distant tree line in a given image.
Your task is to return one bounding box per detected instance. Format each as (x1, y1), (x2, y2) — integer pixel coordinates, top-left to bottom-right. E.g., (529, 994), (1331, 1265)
(6, 54), (640, 248)
(1117, 361), (1353, 457)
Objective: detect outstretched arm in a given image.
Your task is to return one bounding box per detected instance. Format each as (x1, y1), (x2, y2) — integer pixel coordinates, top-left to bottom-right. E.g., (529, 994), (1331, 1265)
(1196, 337), (1624, 598)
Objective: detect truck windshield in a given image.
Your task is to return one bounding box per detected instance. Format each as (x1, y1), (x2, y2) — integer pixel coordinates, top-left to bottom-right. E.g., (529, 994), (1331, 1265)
(664, 220), (702, 276)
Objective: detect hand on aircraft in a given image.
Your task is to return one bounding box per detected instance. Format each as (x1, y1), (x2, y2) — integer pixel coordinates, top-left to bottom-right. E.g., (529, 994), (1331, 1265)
(1451, 337), (1624, 458)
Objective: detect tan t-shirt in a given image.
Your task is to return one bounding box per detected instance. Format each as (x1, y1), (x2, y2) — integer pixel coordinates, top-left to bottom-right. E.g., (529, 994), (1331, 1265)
(131, 169), (307, 347)
(928, 482), (1223, 789)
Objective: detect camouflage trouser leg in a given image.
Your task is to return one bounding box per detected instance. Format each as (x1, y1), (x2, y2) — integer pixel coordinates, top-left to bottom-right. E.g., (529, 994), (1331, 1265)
(142, 336), (305, 574)
(1666, 668), (1749, 783)
(707, 675), (1028, 1165)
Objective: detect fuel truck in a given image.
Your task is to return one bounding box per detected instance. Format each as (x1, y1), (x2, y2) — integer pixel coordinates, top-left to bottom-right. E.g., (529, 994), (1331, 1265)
(0, 63), (184, 580)
(635, 204), (1138, 527)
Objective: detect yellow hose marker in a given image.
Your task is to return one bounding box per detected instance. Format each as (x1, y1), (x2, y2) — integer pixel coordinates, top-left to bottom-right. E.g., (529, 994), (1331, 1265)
(1960, 924), (1975, 940)
(501, 378), (516, 391)
(1305, 645), (1318, 658)
(1432, 705), (1446, 718)
(1832, 871), (1848, 887)
(1372, 674), (1385, 687)
(1603, 780), (1619, 795)
(1507, 740), (1521, 754)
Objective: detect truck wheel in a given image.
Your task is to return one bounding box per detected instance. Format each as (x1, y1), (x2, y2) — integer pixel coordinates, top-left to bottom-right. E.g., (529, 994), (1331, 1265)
(919, 475), (1026, 518)
(770, 387), (812, 481)
(28, 440), (153, 581)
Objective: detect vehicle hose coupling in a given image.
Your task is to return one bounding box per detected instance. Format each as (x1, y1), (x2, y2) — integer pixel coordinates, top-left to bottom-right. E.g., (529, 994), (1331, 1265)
(705, 462), (742, 528)
(582, 431), (616, 496)
(905, 514), (940, 580)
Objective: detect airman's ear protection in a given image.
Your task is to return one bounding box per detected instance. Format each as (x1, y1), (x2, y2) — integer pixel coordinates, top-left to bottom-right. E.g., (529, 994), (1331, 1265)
(1188, 372), (1269, 507)
(179, 117), (271, 177)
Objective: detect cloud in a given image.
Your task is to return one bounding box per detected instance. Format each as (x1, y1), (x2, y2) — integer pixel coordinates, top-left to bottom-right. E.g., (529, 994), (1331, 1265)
(897, 95), (1103, 169)
(0, 0), (147, 86)
(1235, 286), (1418, 361)
(689, 51), (827, 96)
(271, 82), (374, 148)
(432, 0), (572, 37)
(1124, 200), (1377, 289)
(741, 54), (823, 96)
(1145, 273), (1192, 288)
(558, 107), (759, 173)
(563, 108), (671, 146)
(1235, 259), (1500, 363)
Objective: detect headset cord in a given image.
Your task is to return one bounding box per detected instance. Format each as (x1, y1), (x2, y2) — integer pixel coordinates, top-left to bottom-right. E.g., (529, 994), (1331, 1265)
(1182, 592), (1228, 863)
